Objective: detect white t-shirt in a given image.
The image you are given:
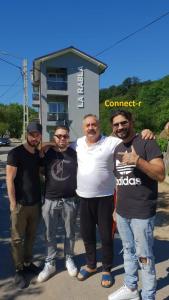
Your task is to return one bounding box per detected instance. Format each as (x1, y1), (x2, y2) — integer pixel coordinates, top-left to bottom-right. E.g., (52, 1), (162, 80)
(72, 135), (121, 198)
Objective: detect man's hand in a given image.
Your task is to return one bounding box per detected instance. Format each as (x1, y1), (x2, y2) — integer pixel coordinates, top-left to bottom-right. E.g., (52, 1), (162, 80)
(118, 146), (139, 165)
(10, 201), (16, 212)
(113, 209), (117, 222)
(141, 129), (155, 140)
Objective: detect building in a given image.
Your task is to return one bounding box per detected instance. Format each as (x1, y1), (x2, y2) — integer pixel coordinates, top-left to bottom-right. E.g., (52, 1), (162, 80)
(32, 46), (107, 141)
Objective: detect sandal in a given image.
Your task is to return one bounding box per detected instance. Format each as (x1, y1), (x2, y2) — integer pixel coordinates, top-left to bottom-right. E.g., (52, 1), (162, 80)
(77, 268), (97, 281)
(101, 273), (113, 288)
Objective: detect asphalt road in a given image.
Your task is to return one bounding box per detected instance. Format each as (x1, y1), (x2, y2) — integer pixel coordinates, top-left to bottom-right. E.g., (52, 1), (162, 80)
(0, 147), (169, 300)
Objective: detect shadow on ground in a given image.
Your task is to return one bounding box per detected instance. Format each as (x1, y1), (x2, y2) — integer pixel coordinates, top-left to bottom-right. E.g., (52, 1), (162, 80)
(156, 192), (169, 228)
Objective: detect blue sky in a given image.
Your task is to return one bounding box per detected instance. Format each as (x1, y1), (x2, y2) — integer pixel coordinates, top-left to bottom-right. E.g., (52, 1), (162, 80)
(0, 0), (169, 105)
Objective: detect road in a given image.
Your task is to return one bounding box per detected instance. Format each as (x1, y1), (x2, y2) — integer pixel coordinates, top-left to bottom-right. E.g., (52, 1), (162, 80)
(0, 146), (169, 300)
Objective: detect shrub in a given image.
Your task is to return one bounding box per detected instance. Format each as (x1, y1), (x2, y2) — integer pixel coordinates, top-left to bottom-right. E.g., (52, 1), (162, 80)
(156, 137), (168, 152)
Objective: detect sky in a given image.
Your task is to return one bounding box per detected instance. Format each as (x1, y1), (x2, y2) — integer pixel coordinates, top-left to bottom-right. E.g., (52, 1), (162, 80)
(0, 0), (169, 106)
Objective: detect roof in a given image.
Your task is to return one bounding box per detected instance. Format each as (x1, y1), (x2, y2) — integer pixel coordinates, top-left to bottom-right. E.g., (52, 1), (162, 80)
(33, 46), (107, 79)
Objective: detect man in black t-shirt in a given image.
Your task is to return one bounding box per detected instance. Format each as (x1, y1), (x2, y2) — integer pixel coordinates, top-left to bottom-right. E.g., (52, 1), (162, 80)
(37, 125), (79, 283)
(6, 122), (42, 289)
(108, 110), (165, 300)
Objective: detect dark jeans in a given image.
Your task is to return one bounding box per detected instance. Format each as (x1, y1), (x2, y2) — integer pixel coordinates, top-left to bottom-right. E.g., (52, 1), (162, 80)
(11, 202), (40, 270)
(80, 195), (114, 272)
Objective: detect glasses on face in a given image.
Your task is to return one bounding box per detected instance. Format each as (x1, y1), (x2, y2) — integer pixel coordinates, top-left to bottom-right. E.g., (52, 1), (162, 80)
(112, 120), (129, 128)
(54, 134), (69, 139)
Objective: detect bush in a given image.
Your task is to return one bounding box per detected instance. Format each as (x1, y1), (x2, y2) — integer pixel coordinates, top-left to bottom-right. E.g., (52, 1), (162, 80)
(156, 137), (168, 152)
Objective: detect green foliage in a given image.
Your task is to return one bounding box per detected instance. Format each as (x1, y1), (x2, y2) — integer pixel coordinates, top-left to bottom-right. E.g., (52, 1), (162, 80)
(0, 103), (38, 138)
(0, 122), (9, 137)
(156, 137), (168, 152)
(100, 75), (169, 134)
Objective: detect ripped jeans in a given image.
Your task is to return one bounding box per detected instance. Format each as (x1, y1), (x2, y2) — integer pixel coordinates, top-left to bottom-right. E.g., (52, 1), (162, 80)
(116, 213), (156, 300)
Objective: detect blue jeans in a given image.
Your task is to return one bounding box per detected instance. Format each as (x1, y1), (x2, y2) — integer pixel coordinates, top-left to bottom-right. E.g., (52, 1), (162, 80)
(42, 197), (79, 262)
(116, 213), (156, 300)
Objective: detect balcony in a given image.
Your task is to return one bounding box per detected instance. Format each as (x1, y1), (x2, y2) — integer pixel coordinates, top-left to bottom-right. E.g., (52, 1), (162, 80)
(32, 92), (40, 107)
(47, 81), (67, 91)
(47, 112), (68, 122)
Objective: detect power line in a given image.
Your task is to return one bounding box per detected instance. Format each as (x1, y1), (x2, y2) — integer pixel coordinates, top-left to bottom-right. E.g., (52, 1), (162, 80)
(0, 56), (22, 70)
(0, 88), (23, 104)
(0, 74), (22, 98)
(0, 84), (21, 86)
(95, 11), (169, 57)
(0, 49), (23, 60)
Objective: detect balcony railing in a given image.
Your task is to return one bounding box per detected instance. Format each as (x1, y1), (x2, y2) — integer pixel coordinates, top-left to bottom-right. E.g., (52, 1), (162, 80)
(47, 81), (67, 91)
(32, 93), (40, 107)
(47, 112), (68, 122)
(32, 92), (39, 101)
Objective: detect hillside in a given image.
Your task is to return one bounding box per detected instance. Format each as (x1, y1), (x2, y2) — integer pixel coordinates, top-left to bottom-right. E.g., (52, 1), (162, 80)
(100, 75), (169, 135)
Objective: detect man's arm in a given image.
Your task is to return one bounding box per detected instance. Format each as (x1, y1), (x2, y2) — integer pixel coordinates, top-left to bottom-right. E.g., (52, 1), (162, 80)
(41, 141), (55, 155)
(6, 165), (17, 211)
(136, 157), (165, 182)
(119, 145), (165, 182)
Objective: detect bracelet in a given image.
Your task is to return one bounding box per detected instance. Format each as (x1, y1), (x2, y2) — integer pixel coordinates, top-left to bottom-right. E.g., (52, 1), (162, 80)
(135, 155), (140, 166)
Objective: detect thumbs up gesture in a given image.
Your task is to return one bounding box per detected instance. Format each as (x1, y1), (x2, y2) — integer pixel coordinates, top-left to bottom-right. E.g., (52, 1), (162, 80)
(118, 146), (140, 165)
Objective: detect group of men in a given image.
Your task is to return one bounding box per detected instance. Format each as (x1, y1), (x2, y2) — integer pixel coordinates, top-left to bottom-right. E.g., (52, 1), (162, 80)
(6, 110), (165, 300)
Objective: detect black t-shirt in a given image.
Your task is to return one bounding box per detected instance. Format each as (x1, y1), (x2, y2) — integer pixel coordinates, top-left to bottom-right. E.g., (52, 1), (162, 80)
(7, 145), (42, 206)
(43, 147), (77, 199)
(114, 134), (163, 219)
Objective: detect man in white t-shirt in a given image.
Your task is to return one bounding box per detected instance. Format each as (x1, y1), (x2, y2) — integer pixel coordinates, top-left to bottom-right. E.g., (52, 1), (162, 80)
(73, 114), (120, 287)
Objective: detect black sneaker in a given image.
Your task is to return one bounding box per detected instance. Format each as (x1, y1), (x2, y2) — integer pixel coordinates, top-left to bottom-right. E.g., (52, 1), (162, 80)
(24, 262), (41, 275)
(14, 270), (26, 289)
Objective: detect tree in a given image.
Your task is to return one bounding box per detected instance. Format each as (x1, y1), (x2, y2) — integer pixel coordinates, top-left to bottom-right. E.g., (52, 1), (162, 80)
(0, 103), (38, 138)
(99, 75), (169, 134)
(0, 122), (9, 137)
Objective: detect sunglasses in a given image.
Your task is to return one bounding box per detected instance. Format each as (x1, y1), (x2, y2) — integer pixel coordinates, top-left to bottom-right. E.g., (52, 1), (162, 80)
(54, 134), (69, 139)
(112, 120), (129, 128)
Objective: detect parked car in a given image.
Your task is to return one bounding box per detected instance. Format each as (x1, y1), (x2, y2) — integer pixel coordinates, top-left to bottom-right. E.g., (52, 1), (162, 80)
(0, 137), (11, 146)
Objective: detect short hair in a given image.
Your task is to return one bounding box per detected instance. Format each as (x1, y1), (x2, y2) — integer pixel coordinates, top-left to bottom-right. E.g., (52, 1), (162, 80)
(110, 110), (133, 123)
(83, 114), (99, 124)
(54, 125), (69, 133)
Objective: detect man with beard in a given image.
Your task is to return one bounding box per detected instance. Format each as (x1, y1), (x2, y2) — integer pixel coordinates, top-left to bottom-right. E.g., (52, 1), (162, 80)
(108, 110), (165, 300)
(37, 126), (78, 283)
(6, 122), (42, 289)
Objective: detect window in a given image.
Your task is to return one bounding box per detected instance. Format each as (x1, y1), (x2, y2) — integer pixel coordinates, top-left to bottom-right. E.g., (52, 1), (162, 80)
(48, 102), (65, 113)
(47, 70), (67, 90)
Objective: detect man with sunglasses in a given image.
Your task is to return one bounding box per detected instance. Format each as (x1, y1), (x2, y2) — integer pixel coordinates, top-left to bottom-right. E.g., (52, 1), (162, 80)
(108, 110), (165, 300)
(6, 122), (43, 289)
(37, 125), (78, 283)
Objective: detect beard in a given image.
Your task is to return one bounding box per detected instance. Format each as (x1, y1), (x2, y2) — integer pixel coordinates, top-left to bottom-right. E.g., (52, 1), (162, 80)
(27, 137), (40, 148)
(116, 128), (130, 140)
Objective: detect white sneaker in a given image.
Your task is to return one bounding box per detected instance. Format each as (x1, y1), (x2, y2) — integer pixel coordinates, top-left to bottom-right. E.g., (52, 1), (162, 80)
(37, 261), (56, 283)
(66, 257), (78, 277)
(108, 285), (140, 300)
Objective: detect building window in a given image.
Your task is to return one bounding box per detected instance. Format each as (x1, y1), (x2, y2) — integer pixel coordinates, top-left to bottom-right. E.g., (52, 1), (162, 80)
(32, 85), (39, 101)
(47, 69), (67, 90)
(48, 102), (65, 113)
(48, 102), (68, 122)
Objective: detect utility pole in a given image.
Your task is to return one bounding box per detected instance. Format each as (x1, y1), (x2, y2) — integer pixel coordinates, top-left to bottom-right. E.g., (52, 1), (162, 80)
(22, 59), (29, 141)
